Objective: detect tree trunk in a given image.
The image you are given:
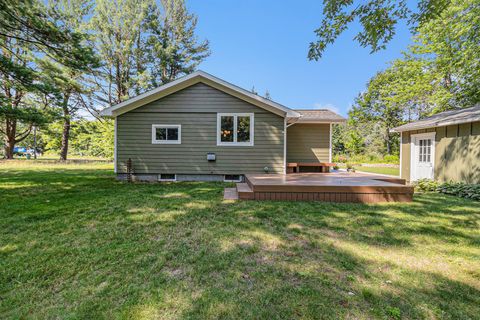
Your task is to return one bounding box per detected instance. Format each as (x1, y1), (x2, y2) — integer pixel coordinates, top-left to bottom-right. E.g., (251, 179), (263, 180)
(59, 96), (71, 161)
(385, 128), (391, 155)
(4, 118), (16, 159)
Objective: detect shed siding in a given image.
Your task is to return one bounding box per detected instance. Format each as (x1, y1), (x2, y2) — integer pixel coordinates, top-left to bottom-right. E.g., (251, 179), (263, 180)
(116, 83), (285, 175)
(286, 123), (330, 163)
(400, 121), (480, 183)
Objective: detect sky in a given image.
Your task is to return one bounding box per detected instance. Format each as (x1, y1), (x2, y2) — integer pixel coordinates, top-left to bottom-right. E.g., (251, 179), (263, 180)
(188, 0), (413, 117)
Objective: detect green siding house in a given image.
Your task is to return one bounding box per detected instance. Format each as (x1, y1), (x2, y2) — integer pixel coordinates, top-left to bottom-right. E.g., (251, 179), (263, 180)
(101, 71), (345, 181)
(392, 105), (480, 184)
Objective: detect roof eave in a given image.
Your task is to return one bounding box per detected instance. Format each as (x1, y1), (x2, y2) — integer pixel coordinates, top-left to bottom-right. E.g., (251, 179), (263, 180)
(100, 70), (299, 118)
(392, 115), (480, 132)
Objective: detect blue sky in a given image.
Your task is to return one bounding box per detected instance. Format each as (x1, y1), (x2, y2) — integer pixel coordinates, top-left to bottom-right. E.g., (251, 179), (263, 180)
(189, 0), (413, 116)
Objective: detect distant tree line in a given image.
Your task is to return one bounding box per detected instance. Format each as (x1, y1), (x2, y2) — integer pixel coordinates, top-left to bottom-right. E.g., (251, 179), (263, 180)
(0, 0), (209, 160)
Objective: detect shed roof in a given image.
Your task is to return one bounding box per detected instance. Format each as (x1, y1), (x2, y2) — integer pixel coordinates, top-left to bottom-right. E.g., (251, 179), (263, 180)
(290, 109), (346, 123)
(392, 104), (480, 132)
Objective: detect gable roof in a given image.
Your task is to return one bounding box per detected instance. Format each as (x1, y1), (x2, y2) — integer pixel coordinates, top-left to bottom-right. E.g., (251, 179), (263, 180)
(291, 109), (346, 123)
(100, 70), (301, 118)
(392, 104), (480, 132)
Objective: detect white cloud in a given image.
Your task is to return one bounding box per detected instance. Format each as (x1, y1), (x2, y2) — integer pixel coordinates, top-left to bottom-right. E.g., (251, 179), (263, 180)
(312, 103), (340, 114)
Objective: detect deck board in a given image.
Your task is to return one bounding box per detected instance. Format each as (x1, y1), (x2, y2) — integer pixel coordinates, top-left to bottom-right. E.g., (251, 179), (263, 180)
(238, 172), (413, 203)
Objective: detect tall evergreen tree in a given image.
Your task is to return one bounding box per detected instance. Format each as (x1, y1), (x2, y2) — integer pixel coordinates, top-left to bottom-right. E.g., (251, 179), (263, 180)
(0, 0), (96, 159)
(90, 0), (151, 105)
(145, 0), (210, 87)
(39, 0), (99, 160)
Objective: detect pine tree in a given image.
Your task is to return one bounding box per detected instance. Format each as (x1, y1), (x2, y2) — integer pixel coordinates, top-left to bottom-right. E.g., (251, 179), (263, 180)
(39, 0), (99, 160)
(90, 0), (151, 105)
(265, 90), (271, 100)
(0, 0), (96, 159)
(145, 0), (210, 87)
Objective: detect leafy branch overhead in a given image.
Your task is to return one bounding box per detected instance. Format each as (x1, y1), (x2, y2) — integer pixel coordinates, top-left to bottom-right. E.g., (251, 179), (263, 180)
(309, 0), (451, 59)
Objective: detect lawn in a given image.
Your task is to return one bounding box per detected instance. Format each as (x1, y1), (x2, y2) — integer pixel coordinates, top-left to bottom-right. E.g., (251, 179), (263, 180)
(355, 166), (400, 176)
(1, 162), (479, 319)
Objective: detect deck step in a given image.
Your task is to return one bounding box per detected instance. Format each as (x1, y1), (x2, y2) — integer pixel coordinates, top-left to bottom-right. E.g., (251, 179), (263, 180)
(236, 183), (254, 200)
(224, 188), (239, 200)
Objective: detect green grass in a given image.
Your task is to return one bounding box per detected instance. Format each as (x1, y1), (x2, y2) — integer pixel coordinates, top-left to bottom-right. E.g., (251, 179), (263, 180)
(355, 166), (400, 176)
(1, 162), (479, 319)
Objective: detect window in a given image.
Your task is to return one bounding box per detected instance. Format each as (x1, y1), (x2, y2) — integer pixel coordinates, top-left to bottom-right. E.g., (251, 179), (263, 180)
(159, 174), (176, 181)
(224, 174), (242, 182)
(217, 113), (254, 146)
(152, 125), (181, 144)
(418, 139), (432, 162)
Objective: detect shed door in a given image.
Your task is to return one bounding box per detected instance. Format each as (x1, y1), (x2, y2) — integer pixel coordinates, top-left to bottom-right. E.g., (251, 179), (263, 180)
(411, 133), (435, 181)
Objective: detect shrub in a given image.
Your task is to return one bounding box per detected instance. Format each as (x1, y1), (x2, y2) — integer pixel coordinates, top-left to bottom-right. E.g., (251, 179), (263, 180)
(437, 182), (480, 201)
(414, 179), (439, 192)
(383, 154), (399, 164)
(333, 154), (348, 163)
(414, 179), (480, 201)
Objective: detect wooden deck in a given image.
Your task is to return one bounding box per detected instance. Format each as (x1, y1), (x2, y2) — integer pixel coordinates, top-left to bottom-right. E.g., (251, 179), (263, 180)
(230, 172), (413, 203)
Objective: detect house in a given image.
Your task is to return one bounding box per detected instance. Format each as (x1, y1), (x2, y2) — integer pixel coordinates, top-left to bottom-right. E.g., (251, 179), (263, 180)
(100, 71), (345, 182)
(392, 104), (480, 184)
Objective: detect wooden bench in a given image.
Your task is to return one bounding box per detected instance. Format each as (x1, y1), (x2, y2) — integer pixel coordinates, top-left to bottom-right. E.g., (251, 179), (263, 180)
(287, 162), (336, 174)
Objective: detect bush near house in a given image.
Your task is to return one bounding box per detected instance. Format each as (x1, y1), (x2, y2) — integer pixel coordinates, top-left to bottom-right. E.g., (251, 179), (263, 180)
(333, 154), (399, 165)
(414, 179), (480, 201)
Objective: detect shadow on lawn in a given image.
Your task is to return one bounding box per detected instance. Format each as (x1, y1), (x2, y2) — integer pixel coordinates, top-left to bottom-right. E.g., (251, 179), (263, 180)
(0, 169), (479, 319)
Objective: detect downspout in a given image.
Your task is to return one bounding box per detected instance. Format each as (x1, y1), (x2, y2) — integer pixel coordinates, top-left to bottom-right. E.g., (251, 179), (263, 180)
(283, 117), (287, 174)
(399, 131), (402, 179)
(329, 123), (332, 163)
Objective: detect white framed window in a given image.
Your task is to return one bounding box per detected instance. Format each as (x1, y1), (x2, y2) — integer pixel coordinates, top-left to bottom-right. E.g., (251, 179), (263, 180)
(217, 113), (254, 146)
(159, 173), (176, 181)
(152, 124), (181, 144)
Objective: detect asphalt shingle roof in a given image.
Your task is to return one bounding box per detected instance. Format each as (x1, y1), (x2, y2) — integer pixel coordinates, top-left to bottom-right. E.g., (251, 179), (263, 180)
(392, 104), (480, 132)
(293, 109), (346, 123)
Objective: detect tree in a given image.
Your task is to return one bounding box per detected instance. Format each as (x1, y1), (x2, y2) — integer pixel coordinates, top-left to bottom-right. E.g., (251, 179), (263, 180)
(145, 0), (210, 88)
(408, 0), (480, 109)
(90, 0), (151, 105)
(264, 90), (272, 100)
(41, 118), (114, 158)
(344, 129), (365, 156)
(353, 0), (480, 120)
(39, 0), (99, 160)
(309, 0), (451, 60)
(349, 69), (404, 155)
(0, 0), (96, 159)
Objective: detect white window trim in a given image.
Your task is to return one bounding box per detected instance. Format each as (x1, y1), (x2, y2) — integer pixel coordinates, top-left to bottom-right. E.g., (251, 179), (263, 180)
(158, 174), (177, 182)
(217, 113), (254, 146)
(409, 132), (436, 181)
(152, 124), (181, 144)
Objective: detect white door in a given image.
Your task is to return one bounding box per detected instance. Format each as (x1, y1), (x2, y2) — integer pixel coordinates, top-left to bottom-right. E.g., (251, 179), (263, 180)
(411, 133), (435, 181)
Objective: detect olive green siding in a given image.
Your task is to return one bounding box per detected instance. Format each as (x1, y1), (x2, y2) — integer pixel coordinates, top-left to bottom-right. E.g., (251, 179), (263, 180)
(286, 123), (330, 163)
(400, 121), (480, 183)
(116, 83), (285, 175)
